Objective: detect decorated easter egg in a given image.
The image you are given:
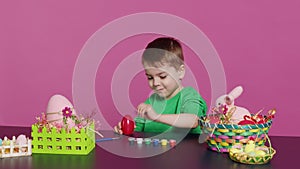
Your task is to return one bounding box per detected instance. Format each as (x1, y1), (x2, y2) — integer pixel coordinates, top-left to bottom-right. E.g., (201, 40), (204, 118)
(16, 134), (27, 145)
(46, 94), (76, 123)
(230, 148), (242, 154)
(3, 136), (10, 146)
(16, 134), (27, 152)
(255, 150), (266, 156)
(121, 115), (134, 135)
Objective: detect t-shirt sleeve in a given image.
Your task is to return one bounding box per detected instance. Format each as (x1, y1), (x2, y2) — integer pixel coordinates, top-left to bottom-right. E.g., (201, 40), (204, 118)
(134, 117), (145, 132)
(180, 88), (207, 117)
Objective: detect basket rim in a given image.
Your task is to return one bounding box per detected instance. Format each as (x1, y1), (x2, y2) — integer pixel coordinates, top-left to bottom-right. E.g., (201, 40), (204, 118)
(199, 116), (272, 130)
(229, 147), (276, 164)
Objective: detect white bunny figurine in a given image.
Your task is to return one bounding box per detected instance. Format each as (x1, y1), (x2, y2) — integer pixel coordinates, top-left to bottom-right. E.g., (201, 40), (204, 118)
(215, 86), (251, 124)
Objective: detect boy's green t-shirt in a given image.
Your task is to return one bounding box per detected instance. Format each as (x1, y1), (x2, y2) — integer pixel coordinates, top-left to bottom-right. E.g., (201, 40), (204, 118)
(134, 87), (207, 134)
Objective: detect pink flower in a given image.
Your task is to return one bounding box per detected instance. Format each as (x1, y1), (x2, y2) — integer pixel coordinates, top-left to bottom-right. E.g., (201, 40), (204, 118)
(41, 113), (47, 123)
(75, 125), (83, 133)
(79, 120), (87, 127)
(62, 107), (72, 118)
(36, 113), (48, 125)
(95, 120), (101, 131)
(66, 118), (76, 131)
(38, 127), (43, 133)
(53, 121), (64, 132)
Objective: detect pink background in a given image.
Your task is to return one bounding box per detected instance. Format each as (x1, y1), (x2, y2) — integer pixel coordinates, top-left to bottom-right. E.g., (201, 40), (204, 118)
(1, 0), (299, 136)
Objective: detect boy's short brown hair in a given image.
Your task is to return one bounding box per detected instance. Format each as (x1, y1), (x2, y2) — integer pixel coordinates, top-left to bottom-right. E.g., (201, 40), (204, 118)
(142, 37), (184, 69)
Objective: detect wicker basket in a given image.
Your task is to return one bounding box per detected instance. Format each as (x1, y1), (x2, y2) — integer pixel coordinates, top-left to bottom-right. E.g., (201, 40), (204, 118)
(31, 123), (95, 155)
(199, 115), (272, 153)
(229, 135), (276, 164)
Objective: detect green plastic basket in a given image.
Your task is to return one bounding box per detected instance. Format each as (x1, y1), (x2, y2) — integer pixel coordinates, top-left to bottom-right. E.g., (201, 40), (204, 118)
(31, 123), (95, 155)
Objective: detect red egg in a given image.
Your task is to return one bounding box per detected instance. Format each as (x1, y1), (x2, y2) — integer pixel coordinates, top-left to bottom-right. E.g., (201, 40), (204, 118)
(238, 115), (256, 125)
(121, 115), (134, 135)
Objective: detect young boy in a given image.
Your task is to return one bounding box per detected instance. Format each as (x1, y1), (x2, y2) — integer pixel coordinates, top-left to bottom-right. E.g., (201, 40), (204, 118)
(114, 37), (207, 134)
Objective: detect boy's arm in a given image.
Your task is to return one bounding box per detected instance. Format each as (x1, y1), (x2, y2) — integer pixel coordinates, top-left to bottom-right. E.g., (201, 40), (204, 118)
(138, 88), (207, 129)
(155, 88), (207, 128)
(154, 113), (199, 128)
(137, 103), (201, 129)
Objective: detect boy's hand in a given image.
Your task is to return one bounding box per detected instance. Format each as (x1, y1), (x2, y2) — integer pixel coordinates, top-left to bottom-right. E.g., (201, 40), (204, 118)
(137, 103), (159, 121)
(113, 122), (123, 134)
(113, 121), (136, 135)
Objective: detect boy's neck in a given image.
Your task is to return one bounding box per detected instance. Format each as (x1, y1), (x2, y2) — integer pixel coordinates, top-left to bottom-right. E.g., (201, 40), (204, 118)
(165, 85), (184, 100)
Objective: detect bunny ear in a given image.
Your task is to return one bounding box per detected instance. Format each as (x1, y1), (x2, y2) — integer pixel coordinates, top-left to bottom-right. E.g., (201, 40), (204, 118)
(228, 86), (243, 99)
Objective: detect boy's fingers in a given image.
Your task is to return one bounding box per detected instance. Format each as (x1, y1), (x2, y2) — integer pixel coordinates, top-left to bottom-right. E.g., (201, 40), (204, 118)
(113, 126), (119, 133)
(140, 109), (146, 118)
(137, 103), (145, 115)
(114, 125), (123, 134)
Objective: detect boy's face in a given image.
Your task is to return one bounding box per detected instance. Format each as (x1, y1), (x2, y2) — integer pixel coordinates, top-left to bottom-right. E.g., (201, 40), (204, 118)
(143, 64), (184, 99)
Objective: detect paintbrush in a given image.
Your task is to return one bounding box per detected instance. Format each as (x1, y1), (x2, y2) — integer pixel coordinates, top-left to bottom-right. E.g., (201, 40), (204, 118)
(96, 137), (120, 142)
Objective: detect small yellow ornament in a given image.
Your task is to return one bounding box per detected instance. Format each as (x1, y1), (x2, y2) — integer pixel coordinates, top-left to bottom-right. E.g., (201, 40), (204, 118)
(244, 140), (255, 153)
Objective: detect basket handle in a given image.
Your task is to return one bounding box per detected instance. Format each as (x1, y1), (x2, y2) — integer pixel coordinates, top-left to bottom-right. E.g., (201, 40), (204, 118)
(265, 133), (273, 153)
(256, 129), (273, 154)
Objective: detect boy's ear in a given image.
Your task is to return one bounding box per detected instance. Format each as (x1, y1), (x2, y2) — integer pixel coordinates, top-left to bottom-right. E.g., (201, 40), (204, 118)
(178, 65), (185, 79)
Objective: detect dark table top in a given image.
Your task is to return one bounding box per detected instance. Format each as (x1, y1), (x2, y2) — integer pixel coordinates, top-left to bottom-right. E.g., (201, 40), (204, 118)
(0, 126), (298, 169)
